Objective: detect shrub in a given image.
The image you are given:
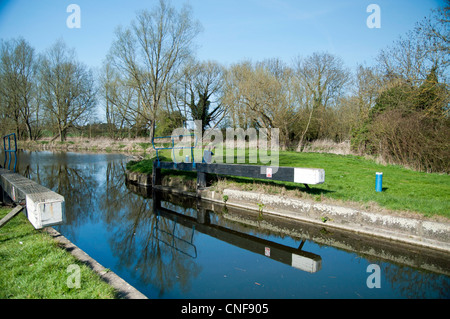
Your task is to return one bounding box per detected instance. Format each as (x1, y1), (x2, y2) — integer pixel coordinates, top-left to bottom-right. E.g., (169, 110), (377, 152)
(368, 109), (450, 173)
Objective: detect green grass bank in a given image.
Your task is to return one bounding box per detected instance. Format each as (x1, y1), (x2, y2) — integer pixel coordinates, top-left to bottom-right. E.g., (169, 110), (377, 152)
(0, 206), (117, 299)
(127, 150), (450, 218)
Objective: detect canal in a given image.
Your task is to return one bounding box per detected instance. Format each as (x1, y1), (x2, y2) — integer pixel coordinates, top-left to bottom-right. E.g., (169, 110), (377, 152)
(9, 150), (450, 299)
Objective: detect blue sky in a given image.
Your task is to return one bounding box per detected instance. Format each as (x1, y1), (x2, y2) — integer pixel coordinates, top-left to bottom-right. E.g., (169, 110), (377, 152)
(0, 0), (446, 72)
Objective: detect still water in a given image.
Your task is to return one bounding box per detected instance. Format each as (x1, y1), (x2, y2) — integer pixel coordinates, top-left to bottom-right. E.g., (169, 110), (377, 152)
(8, 150), (450, 299)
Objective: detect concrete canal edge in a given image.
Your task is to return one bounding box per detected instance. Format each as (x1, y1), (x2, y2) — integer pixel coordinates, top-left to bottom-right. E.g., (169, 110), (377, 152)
(126, 170), (450, 254)
(199, 188), (450, 254)
(44, 227), (148, 299)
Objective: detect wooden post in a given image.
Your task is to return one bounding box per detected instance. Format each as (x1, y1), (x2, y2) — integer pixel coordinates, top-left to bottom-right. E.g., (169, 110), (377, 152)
(0, 205), (24, 229)
(197, 172), (207, 189)
(152, 161), (161, 186)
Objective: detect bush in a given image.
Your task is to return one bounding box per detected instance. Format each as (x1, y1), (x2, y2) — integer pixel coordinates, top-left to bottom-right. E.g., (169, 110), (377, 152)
(352, 69), (450, 173)
(368, 110), (450, 173)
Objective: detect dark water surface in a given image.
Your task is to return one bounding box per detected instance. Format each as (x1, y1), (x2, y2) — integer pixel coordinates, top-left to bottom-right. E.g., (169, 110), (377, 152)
(8, 150), (450, 299)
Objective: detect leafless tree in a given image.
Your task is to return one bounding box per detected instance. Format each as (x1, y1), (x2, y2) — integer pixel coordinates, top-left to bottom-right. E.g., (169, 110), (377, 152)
(0, 38), (38, 139)
(99, 61), (140, 138)
(39, 39), (96, 141)
(377, 3), (449, 85)
(224, 59), (296, 149)
(354, 64), (383, 120)
(108, 0), (201, 141)
(293, 52), (351, 150)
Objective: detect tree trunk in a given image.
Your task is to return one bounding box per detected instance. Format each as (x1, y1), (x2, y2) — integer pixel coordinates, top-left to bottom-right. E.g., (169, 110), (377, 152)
(296, 107), (314, 152)
(25, 120), (33, 141)
(59, 127), (66, 142)
(149, 120), (156, 142)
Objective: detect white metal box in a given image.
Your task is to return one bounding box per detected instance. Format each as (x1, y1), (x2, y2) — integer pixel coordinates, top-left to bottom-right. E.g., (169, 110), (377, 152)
(25, 193), (65, 229)
(294, 168), (325, 185)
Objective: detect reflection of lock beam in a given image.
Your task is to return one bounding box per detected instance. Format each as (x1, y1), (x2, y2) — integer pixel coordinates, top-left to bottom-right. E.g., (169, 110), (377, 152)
(155, 207), (322, 273)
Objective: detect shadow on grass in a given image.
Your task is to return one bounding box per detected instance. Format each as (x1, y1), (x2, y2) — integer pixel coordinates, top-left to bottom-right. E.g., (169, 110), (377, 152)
(212, 174), (335, 196)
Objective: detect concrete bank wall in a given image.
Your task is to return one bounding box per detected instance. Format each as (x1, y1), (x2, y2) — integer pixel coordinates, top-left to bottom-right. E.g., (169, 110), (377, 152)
(199, 188), (450, 253)
(126, 170), (152, 186)
(45, 227), (148, 299)
(126, 170), (450, 254)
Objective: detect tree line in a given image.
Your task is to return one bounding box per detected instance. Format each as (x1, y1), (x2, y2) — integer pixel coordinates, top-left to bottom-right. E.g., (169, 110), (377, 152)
(1, 0), (448, 172)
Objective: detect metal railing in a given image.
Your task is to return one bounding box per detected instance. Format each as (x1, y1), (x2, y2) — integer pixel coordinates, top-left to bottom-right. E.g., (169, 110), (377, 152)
(3, 133), (17, 172)
(152, 134), (198, 168)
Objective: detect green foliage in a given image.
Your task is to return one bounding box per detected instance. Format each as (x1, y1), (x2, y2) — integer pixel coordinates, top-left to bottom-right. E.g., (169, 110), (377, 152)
(154, 109), (186, 137)
(352, 67), (450, 172)
(189, 91), (211, 130)
(126, 159), (154, 174)
(350, 122), (371, 154)
(371, 84), (414, 118)
(257, 202), (265, 212)
(126, 154), (172, 174)
(137, 142), (151, 150)
(414, 66), (448, 116)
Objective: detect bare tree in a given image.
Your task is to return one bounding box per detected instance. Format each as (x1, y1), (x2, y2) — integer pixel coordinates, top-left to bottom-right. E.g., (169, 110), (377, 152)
(224, 59), (296, 149)
(108, 0), (201, 141)
(377, 3), (449, 85)
(99, 62), (119, 138)
(421, 2), (449, 58)
(293, 52), (351, 150)
(39, 40), (96, 141)
(354, 64), (383, 120)
(0, 38), (38, 139)
(100, 61), (140, 138)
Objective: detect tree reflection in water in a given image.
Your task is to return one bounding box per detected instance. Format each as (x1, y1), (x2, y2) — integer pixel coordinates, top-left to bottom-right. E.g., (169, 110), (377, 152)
(100, 171), (202, 297)
(13, 151), (450, 299)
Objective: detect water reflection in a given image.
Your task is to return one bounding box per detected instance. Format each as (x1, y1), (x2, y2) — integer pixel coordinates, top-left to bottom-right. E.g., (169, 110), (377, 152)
(132, 185), (450, 299)
(152, 189), (322, 273)
(8, 150), (450, 299)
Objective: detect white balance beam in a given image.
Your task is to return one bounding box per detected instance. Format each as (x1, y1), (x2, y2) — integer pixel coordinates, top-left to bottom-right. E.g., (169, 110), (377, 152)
(0, 168), (65, 229)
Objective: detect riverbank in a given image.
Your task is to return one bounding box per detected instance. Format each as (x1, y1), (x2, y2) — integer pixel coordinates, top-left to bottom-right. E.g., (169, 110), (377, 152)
(0, 206), (117, 298)
(126, 169), (450, 254)
(0, 206), (147, 299)
(2, 145), (448, 299)
(18, 137), (352, 156)
(18, 136), (156, 155)
(202, 187), (450, 253)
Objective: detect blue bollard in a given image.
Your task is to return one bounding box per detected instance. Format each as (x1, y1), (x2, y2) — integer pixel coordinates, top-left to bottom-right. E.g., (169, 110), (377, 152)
(375, 172), (383, 192)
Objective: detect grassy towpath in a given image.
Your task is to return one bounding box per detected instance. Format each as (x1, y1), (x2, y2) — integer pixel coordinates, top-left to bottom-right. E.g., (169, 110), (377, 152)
(0, 206), (117, 299)
(127, 150), (450, 218)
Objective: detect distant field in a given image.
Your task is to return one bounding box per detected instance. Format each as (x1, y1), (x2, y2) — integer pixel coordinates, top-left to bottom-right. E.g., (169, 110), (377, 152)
(127, 149), (450, 218)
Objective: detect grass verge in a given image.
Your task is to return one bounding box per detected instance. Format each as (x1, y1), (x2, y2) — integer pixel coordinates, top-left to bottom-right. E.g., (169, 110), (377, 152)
(0, 206), (117, 299)
(127, 150), (450, 218)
